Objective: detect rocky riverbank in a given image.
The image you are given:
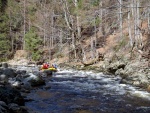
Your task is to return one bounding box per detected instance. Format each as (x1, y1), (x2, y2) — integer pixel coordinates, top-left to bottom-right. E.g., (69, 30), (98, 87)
(60, 56), (150, 92)
(0, 62), (50, 113)
(103, 58), (150, 91)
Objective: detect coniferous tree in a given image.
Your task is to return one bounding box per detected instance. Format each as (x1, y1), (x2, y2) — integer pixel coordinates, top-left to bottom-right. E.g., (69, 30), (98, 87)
(0, 0), (10, 61)
(25, 28), (42, 61)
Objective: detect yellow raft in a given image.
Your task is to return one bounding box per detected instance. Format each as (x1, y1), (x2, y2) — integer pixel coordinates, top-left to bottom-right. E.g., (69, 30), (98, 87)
(40, 67), (58, 72)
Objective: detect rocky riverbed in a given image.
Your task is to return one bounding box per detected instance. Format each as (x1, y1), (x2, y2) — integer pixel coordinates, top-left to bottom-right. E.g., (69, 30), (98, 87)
(0, 62), (48, 113)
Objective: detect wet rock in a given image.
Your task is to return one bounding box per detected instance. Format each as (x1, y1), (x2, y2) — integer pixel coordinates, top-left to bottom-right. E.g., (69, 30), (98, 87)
(8, 103), (21, 113)
(8, 103), (28, 113)
(21, 74), (31, 79)
(21, 81), (32, 91)
(1, 63), (8, 68)
(3, 68), (17, 78)
(0, 74), (9, 82)
(0, 68), (3, 75)
(30, 77), (45, 87)
(16, 70), (26, 75)
(8, 79), (22, 89)
(24, 73), (45, 87)
(0, 86), (25, 105)
(0, 101), (9, 113)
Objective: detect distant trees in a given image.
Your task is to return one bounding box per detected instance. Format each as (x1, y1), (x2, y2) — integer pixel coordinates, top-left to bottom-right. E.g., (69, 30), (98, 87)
(25, 28), (42, 61)
(8, 0), (23, 51)
(0, 0), (150, 62)
(0, 0), (11, 61)
(0, 0), (7, 12)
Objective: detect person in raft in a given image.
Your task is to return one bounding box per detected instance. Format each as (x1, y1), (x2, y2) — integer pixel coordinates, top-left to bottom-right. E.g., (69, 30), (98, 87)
(41, 62), (49, 69)
(52, 63), (58, 69)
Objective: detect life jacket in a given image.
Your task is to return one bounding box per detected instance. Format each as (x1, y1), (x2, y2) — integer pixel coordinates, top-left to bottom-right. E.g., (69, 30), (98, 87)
(42, 63), (49, 69)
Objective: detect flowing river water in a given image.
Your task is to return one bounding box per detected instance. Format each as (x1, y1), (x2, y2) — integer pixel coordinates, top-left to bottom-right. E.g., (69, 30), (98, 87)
(24, 68), (150, 113)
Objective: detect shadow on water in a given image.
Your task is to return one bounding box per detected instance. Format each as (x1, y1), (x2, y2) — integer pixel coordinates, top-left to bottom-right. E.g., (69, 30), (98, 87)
(25, 70), (150, 113)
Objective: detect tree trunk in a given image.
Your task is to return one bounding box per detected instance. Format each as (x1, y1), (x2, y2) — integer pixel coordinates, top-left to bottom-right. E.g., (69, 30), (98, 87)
(43, 0), (47, 47)
(74, 0), (81, 40)
(99, 1), (103, 35)
(128, 10), (133, 46)
(119, 0), (123, 38)
(90, 37), (94, 59)
(23, 0), (26, 50)
(9, 10), (14, 52)
(49, 10), (54, 61)
(59, 29), (63, 51)
(148, 9), (150, 32)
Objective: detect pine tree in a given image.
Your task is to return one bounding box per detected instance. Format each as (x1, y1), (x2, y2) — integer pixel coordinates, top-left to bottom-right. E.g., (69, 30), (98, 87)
(25, 28), (42, 61)
(0, 0), (10, 61)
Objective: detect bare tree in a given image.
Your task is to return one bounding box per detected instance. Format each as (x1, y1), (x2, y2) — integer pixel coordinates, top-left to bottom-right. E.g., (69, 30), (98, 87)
(118, 0), (123, 38)
(23, 0), (26, 50)
(99, 0), (103, 35)
(74, 0), (81, 39)
(61, 0), (78, 60)
(148, 7), (150, 32)
(128, 10), (133, 46)
(43, 0), (47, 47)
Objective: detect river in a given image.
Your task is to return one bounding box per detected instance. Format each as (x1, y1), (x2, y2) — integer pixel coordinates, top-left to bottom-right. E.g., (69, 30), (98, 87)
(25, 68), (150, 113)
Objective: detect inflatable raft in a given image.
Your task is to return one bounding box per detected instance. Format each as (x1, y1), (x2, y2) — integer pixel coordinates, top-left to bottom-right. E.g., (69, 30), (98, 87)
(40, 67), (58, 72)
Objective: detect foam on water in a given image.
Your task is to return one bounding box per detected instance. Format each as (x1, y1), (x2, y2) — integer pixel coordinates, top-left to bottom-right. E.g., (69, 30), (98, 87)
(128, 90), (150, 101)
(55, 69), (150, 101)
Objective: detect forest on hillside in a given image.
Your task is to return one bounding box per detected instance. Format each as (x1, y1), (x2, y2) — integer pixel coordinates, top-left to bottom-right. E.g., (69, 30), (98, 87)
(0, 0), (149, 64)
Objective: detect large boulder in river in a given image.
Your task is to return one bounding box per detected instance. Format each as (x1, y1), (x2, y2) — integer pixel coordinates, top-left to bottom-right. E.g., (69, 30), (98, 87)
(1, 62), (8, 68)
(16, 70), (26, 75)
(24, 73), (45, 87)
(0, 68), (17, 84)
(0, 74), (9, 82)
(0, 86), (25, 105)
(3, 68), (17, 78)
